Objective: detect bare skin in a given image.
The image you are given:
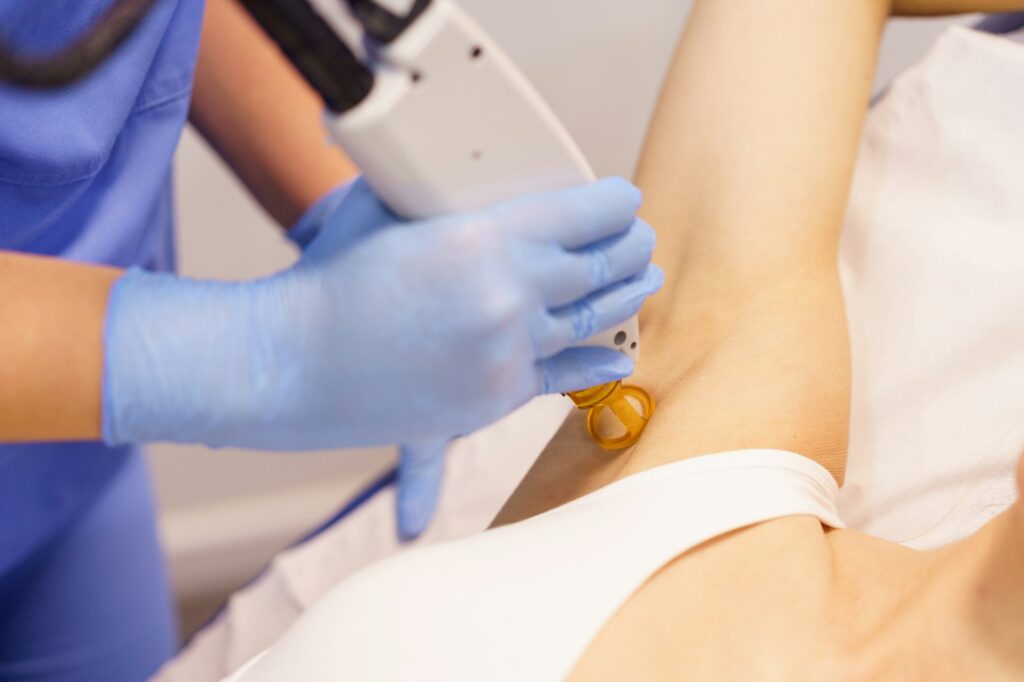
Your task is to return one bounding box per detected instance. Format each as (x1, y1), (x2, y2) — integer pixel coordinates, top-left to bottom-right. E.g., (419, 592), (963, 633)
(0, 0), (354, 442)
(0, 253), (120, 441)
(489, 1), (1024, 679)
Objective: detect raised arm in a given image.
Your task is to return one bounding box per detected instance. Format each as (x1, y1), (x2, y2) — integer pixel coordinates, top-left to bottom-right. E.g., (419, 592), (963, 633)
(496, 0), (891, 523)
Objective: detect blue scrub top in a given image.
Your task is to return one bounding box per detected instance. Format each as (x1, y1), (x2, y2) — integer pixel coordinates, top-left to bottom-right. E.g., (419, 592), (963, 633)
(0, 0), (205, 575)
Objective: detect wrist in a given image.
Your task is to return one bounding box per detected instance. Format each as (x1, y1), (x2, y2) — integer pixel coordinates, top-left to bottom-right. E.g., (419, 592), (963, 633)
(102, 268), (266, 447)
(286, 181), (357, 249)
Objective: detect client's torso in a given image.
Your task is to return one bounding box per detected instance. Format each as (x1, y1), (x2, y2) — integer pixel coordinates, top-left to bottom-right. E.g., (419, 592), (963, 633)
(231, 449), (858, 682)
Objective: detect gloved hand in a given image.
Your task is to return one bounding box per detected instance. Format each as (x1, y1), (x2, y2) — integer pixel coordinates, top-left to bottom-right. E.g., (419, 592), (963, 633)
(289, 184), (452, 540)
(395, 438), (449, 540)
(103, 177), (661, 455)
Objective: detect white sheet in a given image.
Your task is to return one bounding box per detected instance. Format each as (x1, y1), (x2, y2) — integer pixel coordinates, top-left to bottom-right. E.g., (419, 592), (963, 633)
(838, 26), (1024, 548)
(155, 25), (1024, 682)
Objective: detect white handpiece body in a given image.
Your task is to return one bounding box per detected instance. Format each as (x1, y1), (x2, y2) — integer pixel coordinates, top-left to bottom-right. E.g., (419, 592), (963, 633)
(325, 0), (640, 363)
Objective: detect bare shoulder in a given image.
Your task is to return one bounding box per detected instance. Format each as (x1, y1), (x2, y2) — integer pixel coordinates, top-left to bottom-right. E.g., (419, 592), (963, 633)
(568, 519), (920, 682)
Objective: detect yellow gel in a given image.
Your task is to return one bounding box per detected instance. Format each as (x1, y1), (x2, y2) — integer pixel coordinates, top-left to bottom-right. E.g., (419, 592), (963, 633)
(567, 380), (655, 450)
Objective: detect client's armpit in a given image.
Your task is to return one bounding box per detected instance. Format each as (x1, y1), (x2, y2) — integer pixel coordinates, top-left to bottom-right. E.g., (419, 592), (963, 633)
(495, 0), (885, 524)
(496, 273), (851, 525)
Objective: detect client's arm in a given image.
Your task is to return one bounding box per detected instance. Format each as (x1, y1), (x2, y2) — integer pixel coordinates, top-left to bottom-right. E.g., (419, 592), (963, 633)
(496, 0), (888, 524)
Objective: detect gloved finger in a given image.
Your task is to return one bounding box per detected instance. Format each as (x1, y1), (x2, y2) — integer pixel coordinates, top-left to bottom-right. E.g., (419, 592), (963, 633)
(539, 218), (656, 308)
(537, 346), (635, 395)
(496, 177), (642, 250)
(534, 265), (664, 359)
(396, 439), (449, 541)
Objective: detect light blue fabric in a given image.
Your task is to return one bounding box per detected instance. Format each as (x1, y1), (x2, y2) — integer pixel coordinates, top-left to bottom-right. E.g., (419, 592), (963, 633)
(0, 0), (203, 676)
(103, 177), (661, 451)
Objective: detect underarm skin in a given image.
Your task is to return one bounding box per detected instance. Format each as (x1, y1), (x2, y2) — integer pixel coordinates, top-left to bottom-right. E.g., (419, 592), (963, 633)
(496, 0), (889, 525)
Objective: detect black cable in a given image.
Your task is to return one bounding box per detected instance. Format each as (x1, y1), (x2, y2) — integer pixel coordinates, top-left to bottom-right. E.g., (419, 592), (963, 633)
(0, 0), (161, 88)
(345, 0), (431, 44)
(241, 0), (374, 113)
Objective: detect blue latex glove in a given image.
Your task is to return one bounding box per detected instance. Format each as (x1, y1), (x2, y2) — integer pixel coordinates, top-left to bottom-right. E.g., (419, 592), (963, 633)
(395, 439), (449, 540)
(103, 176), (661, 453)
(289, 186), (452, 540)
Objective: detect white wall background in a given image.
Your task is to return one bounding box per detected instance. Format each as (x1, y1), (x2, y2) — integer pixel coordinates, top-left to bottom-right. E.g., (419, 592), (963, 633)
(155, 0), (978, 634)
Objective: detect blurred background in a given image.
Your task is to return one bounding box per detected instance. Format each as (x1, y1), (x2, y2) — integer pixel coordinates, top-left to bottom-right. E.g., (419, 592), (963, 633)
(155, 0), (976, 636)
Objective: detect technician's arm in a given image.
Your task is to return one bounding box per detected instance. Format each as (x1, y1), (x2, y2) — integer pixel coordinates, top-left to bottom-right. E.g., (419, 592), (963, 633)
(0, 0), (347, 443)
(0, 252), (117, 441)
(189, 0), (357, 228)
(0, 176), (658, 449)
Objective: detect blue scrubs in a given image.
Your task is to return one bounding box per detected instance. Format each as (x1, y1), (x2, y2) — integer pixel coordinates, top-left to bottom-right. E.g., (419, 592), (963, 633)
(0, 0), (205, 678)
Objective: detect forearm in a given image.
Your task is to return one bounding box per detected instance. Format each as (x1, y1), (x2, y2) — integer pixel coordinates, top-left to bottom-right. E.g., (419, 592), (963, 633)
(0, 251), (120, 441)
(612, 0), (885, 471)
(639, 0), (886, 325)
(496, 0), (887, 524)
(190, 0), (357, 228)
(623, 0), (889, 467)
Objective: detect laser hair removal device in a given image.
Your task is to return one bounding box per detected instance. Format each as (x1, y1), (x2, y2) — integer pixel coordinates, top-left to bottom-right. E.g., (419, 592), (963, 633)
(245, 0), (654, 448)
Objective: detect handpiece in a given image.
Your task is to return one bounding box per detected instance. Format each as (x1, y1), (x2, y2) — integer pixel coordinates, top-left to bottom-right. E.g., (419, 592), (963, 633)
(251, 0), (656, 447)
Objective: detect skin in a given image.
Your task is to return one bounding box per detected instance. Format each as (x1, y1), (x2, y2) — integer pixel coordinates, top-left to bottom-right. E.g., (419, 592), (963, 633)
(0, 0), (355, 442)
(489, 0), (1024, 679)
(0, 254), (121, 441)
